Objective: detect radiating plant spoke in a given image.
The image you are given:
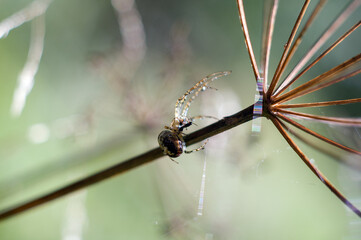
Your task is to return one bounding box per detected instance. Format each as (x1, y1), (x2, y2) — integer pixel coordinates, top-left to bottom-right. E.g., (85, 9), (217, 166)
(275, 0), (361, 95)
(274, 20), (361, 97)
(260, 0), (278, 90)
(275, 53), (361, 104)
(276, 98), (361, 109)
(275, 112), (361, 156)
(267, 0), (311, 97)
(273, 0), (327, 94)
(275, 119), (361, 171)
(270, 117), (361, 217)
(237, 0), (261, 83)
(276, 109), (361, 127)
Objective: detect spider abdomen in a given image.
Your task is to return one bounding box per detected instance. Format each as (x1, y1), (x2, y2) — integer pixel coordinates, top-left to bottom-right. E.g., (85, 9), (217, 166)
(158, 130), (184, 158)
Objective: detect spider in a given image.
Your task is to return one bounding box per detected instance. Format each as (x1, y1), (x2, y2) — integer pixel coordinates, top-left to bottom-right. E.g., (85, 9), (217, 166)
(158, 71), (231, 159)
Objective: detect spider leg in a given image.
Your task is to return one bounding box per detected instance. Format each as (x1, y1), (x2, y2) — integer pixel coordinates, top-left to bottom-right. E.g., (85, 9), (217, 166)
(190, 115), (219, 122)
(207, 86), (218, 91)
(169, 158), (179, 164)
(175, 71), (231, 118)
(184, 139), (209, 154)
(178, 116), (218, 132)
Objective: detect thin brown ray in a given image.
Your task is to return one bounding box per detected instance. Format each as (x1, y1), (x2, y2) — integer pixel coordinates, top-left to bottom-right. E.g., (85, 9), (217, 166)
(260, 0), (278, 92)
(237, 0), (261, 82)
(267, 0), (311, 98)
(276, 98), (361, 109)
(275, 0), (361, 96)
(274, 53), (361, 104)
(276, 118), (361, 171)
(274, 20), (361, 97)
(270, 116), (361, 217)
(273, 0), (327, 94)
(275, 112), (361, 155)
(276, 108), (361, 126)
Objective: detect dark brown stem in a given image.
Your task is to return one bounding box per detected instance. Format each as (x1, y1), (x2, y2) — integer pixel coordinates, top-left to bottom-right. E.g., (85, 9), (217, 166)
(0, 104), (255, 221)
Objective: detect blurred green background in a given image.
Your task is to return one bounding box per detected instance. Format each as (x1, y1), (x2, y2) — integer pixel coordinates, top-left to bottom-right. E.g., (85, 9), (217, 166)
(0, 0), (360, 239)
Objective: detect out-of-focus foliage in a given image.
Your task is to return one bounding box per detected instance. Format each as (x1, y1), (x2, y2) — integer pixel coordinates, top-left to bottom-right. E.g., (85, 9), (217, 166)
(0, 0), (360, 239)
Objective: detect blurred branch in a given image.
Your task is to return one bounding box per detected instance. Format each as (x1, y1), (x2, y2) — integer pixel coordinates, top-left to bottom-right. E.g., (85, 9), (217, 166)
(111, 0), (146, 64)
(0, 0), (51, 38)
(0, 104), (255, 221)
(10, 14), (46, 116)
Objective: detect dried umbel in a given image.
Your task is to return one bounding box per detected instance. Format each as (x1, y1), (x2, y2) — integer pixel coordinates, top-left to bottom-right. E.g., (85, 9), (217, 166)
(236, 0), (361, 216)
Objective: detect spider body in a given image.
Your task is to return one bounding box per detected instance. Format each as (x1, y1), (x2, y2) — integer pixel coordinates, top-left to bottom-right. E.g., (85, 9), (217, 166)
(158, 71), (231, 158)
(158, 129), (185, 158)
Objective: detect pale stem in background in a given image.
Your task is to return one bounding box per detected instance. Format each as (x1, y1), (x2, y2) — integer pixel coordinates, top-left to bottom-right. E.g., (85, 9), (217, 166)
(10, 14), (46, 117)
(0, 0), (51, 39)
(111, 0), (146, 80)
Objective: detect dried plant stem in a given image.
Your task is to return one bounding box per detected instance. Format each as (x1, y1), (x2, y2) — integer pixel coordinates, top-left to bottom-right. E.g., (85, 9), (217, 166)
(267, 0), (311, 97)
(260, 0), (278, 91)
(274, 20), (361, 97)
(276, 98), (361, 108)
(277, 119), (361, 171)
(274, 0), (326, 92)
(276, 108), (361, 126)
(275, 53), (361, 104)
(276, 0), (361, 95)
(0, 105), (255, 221)
(276, 112), (361, 155)
(270, 116), (361, 217)
(0, 148), (163, 221)
(237, 0), (261, 82)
